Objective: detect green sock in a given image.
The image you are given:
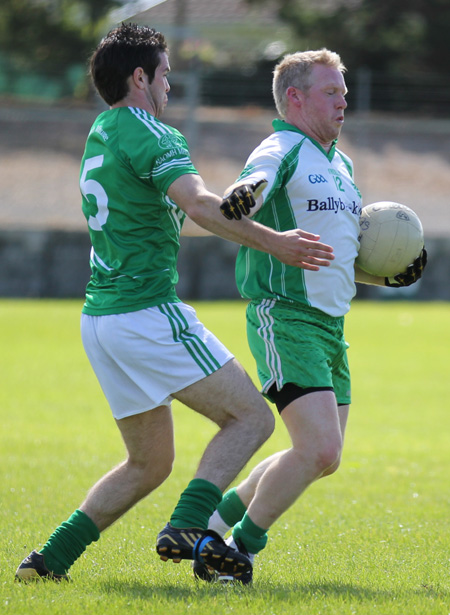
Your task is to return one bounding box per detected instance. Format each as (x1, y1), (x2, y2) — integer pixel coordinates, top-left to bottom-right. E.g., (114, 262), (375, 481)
(40, 509), (100, 575)
(170, 478), (222, 529)
(232, 513), (268, 554)
(216, 487), (247, 527)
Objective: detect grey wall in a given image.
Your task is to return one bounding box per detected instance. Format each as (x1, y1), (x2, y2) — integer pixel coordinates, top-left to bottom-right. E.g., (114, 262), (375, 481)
(0, 230), (447, 301)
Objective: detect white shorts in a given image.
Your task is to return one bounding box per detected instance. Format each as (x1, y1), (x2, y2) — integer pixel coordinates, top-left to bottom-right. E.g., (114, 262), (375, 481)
(81, 302), (234, 420)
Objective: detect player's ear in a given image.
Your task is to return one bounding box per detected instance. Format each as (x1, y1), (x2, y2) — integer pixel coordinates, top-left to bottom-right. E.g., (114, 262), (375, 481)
(286, 86), (303, 107)
(133, 67), (146, 89)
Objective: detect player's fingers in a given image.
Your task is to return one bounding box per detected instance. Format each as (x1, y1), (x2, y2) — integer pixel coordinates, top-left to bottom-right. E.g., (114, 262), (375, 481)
(296, 234), (334, 253)
(290, 254), (334, 270)
(309, 242), (334, 254)
(312, 257), (333, 266)
(295, 261), (322, 271)
(304, 256), (333, 267)
(297, 229), (321, 241)
(250, 179), (268, 199)
(416, 247), (427, 269)
(302, 247), (335, 260)
(221, 205), (241, 220)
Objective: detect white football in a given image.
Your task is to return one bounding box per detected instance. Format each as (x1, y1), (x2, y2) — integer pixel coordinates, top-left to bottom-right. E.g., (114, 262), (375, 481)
(356, 202), (424, 277)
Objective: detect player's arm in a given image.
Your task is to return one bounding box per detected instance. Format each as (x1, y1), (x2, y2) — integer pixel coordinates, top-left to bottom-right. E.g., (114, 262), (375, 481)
(180, 215), (213, 237)
(167, 173), (334, 270)
(354, 265), (386, 286)
(180, 178), (267, 235)
(355, 249), (427, 287)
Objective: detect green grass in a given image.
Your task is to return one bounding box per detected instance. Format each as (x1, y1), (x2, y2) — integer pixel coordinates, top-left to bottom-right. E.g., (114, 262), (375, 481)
(1, 299), (449, 614)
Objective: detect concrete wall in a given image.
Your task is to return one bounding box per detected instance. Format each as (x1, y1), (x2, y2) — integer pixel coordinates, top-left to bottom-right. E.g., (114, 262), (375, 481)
(0, 230), (242, 300)
(0, 230), (447, 302)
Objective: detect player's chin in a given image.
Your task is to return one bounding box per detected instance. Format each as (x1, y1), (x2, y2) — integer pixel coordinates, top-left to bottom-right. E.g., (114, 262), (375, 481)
(157, 100), (168, 116)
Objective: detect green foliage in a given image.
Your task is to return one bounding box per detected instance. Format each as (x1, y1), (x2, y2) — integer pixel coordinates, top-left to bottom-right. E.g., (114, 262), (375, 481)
(1, 300), (449, 614)
(247, 0), (450, 76)
(0, 0), (121, 78)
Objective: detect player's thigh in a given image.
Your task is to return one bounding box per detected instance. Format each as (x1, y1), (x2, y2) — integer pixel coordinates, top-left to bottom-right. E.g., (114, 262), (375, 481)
(173, 357), (269, 426)
(281, 390), (343, 453)
(337, 404), (350, 440)
(115, 404), (175, 468)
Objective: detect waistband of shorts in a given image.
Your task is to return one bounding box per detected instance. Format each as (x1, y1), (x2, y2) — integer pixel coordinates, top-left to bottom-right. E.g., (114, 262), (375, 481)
(249, 298), (344, 325)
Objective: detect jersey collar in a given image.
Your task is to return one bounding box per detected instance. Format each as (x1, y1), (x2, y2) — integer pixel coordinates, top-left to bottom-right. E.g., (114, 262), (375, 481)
(272, 118), (338, 160)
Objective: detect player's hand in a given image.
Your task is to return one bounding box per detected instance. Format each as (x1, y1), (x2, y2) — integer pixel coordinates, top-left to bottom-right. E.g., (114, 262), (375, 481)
(385, 248), (427, 287)
(273, 229), (335, 270)
(220, 180), (267, 220)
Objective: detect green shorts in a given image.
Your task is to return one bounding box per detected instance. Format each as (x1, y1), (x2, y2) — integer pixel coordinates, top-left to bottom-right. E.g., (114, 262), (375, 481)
(246, 299), (351, 406)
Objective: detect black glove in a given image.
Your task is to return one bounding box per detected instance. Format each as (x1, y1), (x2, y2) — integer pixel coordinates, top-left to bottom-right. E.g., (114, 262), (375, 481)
(385, 248), (427, 287)
(220, 179), (267, 220)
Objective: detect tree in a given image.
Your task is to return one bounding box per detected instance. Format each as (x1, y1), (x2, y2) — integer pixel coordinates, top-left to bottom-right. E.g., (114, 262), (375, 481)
(246, 0), (450, 76)
(0, 0), (122, 77)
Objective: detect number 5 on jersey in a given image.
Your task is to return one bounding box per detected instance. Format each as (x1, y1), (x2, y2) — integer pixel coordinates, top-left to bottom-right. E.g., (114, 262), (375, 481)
(80, 155), (109, 231)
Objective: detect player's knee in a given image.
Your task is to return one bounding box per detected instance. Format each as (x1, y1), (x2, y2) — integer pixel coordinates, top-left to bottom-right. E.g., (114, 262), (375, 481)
(151, 456), (174, 488)
(314, 436), (343, 477)
(225, 398), (274, 451)
(129, 452), (174, 496)
(245, 399), (275, 444)
(319, 454), (342, 478)
(143, 462), (173, 496)
(260, 404), (275, 441)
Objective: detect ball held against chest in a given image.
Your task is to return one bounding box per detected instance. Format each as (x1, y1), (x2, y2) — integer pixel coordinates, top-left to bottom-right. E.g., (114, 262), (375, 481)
(356, 202), (424, 277)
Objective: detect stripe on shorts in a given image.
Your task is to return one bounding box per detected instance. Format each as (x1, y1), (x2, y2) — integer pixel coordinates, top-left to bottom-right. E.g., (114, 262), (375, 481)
(158, 303), (221, 375)
(255, 298), (283, 388)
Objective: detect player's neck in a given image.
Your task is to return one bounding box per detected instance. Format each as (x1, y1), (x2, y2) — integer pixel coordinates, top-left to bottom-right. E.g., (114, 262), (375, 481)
(111, 93), (157, 116)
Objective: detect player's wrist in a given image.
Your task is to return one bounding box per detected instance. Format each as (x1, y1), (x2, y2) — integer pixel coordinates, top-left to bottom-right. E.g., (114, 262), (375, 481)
(385, 276), (400, 288)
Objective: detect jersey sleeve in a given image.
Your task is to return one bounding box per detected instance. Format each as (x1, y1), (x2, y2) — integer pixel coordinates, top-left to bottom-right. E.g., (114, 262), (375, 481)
(150, 129), (199, 195)
(119, 109), (199, 196)
(235, 135), (283, 216)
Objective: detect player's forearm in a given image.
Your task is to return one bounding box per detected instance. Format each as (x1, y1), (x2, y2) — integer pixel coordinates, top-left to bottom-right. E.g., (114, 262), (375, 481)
(168, 174), (278, 252)
(187, 194), (281, 253)
(354, 264), (385, 286)
(168, 174), (334, 269)
(189, 198), (334, 270)
(180, 215), (214, 237)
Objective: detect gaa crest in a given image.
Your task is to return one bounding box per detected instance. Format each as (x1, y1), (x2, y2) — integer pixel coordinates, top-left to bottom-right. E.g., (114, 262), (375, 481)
(158, 133), (184, 149)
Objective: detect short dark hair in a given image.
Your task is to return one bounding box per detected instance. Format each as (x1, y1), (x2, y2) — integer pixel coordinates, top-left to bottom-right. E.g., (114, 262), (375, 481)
(90, 23), (168, 105)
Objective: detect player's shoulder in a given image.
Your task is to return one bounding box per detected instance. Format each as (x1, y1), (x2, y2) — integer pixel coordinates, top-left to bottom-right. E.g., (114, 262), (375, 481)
(130, 108), (186, 145)
(250, 130), (301, 164)
(335, 146), (353, 164)
(334, 146), (354, 175)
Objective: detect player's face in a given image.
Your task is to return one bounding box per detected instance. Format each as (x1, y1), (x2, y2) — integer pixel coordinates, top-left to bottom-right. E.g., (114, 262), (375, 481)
(146, 52), (171, 118)
(296, 64), (347, 148)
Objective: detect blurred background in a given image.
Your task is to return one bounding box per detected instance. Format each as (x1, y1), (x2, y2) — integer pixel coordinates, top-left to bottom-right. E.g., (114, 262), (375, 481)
(1, 0), (449, 301)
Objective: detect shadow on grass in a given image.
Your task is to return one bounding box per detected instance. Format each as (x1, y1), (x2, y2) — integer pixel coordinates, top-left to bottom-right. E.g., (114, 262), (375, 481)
(265, 581), (449, 602)
(99, 578), (449, 603)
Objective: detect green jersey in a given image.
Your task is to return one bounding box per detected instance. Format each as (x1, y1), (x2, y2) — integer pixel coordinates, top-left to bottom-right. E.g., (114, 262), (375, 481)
(79, 107), (198, 315)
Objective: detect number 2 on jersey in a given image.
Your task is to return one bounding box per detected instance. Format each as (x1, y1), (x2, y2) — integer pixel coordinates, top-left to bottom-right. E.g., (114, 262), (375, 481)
(80, 155), (109, 231)
(333, 175), (345, 193)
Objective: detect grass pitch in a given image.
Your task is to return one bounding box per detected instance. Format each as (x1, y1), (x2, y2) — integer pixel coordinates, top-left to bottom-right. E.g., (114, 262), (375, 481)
(0, 299), (449, 614)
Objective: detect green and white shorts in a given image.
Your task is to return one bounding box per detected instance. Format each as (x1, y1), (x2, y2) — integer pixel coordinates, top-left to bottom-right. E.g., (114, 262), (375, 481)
(247, 299), (351, 406)
(81, 302), (234, 419)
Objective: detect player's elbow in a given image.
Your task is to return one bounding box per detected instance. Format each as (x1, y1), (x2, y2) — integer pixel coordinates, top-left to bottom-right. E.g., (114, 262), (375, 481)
(183, 193), (216, 226)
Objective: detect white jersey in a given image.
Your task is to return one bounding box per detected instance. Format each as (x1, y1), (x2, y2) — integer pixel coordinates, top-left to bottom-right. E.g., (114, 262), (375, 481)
(235, 119), (362, 317)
